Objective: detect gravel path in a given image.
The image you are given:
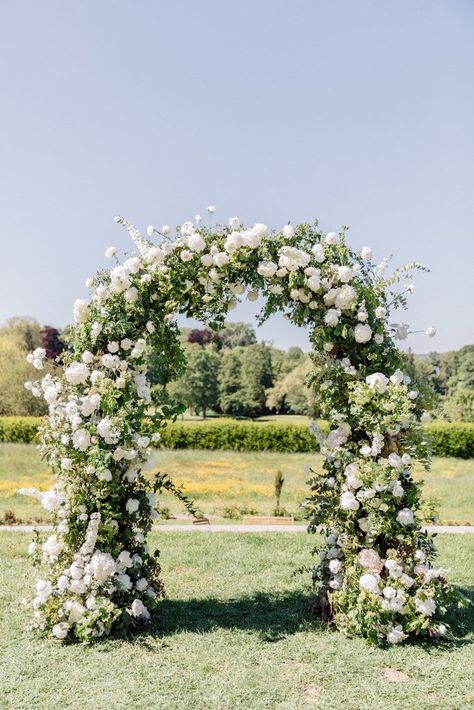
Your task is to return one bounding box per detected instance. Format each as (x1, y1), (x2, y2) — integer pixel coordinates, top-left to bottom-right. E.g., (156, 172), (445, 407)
(0, 524), (473, 534)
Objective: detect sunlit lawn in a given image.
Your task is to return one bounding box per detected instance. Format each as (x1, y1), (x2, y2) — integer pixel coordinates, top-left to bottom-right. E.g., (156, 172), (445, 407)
(0, 531), (473, 710)
(1, 443), (473, 525)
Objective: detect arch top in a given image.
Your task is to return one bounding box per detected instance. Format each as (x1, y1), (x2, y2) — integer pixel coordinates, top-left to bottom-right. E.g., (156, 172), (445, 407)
(24, 212), (460, 645)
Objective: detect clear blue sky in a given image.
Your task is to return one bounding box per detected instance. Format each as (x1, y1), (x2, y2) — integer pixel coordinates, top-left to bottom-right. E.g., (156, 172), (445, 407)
(1, 0), (473, 353)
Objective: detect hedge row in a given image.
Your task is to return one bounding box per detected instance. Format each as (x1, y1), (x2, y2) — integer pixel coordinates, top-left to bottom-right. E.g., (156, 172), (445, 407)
(1, 416), (473, 458)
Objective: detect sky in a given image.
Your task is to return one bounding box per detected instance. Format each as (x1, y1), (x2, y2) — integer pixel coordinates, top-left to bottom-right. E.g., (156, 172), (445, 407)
(0, 0), (473, 353)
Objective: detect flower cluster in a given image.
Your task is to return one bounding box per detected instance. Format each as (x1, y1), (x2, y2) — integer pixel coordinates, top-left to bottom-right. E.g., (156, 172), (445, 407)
(24, 212), (461, 643)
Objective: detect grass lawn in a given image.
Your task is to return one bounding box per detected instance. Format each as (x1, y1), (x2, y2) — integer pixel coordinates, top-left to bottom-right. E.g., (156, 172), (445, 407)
(0, 531), (473, 709)
(1, 443), (473, 525)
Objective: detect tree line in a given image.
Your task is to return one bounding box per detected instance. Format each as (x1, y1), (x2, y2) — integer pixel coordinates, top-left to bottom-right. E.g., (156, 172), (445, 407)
(0, 317), (473, 421)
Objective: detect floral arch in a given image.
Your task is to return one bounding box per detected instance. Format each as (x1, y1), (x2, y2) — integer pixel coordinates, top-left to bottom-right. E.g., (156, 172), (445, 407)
(25, 213), (460, 644)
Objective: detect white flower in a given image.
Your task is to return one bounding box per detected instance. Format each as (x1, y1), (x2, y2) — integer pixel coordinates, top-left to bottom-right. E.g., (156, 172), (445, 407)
(420, 411), (432, 424)
(126, 498), (140, 514)
(117, 550), (133, 569)
(282, 224), (296, 238)
(73, 299), (89, 324)
(72, 428), (91, 452)
(325, 231), (337, 244)
(228, 217), (240, 228)
(324, 309), (340, 327)
(329, 559), (342, 574)
(207, 205), (215, 213)
(375, 306), (386, 318)
(213, 252), (229, 267)
(426, 326), (436, 338)
(257, 261), (278, 278)
(131, 339), (147, 358)
(180, 249), (193, 262)
(312, 243), (325, 262)
(52, 623), (69, 639)
(188, 232), (206, 252)
(359, 573), (380, 594)
(337, 265), (353, 283)
(135, 578), (148, 592)
(162, 225), (171, 236)
(43, 535), (63, 558)
(82, 350), (94, 364)
(97, 468), (112, 482)
(105, 246), (116, 258)
(247, 290), (259, 302)
(90, 551), (116, 582)
(345, 462), (362, 489)
(278, 246), (310, 271)
(393, 323), (410, 340)
(387, 453), (402, 469)
(125, 287), (138, 303)
(339, 491), (360, 511)
(358, 517), (370, 532)
(366, 372), (389, 393)
(354, 323), (372, 343)
(131, 599), (150, 620)
(146, 225), (155, 237)
(360, 246), (372, 260)
(396, 508), (414, 526)
(415, 596), (436, 616)
(65, 362), (90, 385)
(335, 285), (356, 310)
(115, 573), (132, 591)
(387, 625), (407, 644)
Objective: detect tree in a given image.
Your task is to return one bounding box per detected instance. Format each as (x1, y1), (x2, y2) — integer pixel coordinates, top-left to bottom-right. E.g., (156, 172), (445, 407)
(40, 325), (66, 360)
(266, 357), (318, 415)
(443, 388), (474, 422)
(219, 322), (257, 349)
(168, 345), (220, 417)
(0, 335), (47, 415)
(1, 316), (41, 351)
(238, 343), (274, 417)
(187, 328), (220, 346)
(218, 348), (245, 415)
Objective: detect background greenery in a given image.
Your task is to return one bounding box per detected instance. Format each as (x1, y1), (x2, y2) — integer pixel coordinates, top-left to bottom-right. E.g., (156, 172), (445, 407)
(2, 316), (474, 421)
(1, 443), (473, 525)
(1, 531), (473, 710)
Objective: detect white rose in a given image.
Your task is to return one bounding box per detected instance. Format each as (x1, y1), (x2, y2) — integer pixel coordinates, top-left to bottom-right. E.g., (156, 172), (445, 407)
(360, 246), (372, 260)
(329, 559), (342, 574)
(312, 243), (325, 262)
(415, 596), (436, 616)
(131, 598), (150, 619)
(335, 285), (356, 310)
(257, 261), (278, 278)
(73, 299), (89, 324)
(72, 428), (91, 452)
(366, 372), (389, 393)
(247, 290), (259, 302)
(105, 246), (116, 258)
(387, 625), (407, 644)
(213, 252), (229, 267)
(228, 217), (240, 229)
(65, 362), (90, 385)
(180, 249), (193, 262)
(359, 573), (380, 594)
(354, 323), (372, 343)
(337, 265), (353, 283)
(207, 205), (215, 213)
(324, 309), (340, 327)
(396, 508), (414, 526)
(161, 225), (171, 236)
(282, 224), (296, 238)
(126, 498), (140, 514)
(188, 233), (206, 252)
(52, 623), (69, 639)
(325, 231), (337, 244)
(375, 306), (386, 318)
(339, 491), (360, 511)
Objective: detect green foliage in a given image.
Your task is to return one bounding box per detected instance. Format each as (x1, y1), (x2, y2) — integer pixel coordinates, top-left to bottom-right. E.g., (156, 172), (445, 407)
(167, 344), (220, 417)
(0, 417), (41, 443)
(0, 336), (47, 416)
(218, 321), (257, 348)
(427, 421), (474, 459)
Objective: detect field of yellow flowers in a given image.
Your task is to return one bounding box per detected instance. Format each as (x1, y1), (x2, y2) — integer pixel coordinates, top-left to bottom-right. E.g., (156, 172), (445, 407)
(0, 443), (473, 525)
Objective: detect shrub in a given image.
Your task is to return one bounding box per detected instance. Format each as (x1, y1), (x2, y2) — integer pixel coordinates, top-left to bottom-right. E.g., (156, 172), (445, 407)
(426, 421), (474, 459)
(1, 416), (474, 458)
(0, 416), (41, 443)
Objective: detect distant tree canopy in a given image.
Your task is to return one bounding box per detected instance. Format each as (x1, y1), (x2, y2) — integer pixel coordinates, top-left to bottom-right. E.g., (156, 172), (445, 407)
(218, 322), (257, 349)
(40, 326), (66, 360)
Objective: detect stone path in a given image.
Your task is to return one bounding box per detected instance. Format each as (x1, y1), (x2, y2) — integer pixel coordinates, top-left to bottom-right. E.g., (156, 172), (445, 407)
(0, 523), (473, 534)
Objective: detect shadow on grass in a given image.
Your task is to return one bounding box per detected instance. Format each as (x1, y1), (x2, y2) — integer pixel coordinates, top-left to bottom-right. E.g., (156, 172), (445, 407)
(148, 590), (312, 642)
(133, 585), (474, 650)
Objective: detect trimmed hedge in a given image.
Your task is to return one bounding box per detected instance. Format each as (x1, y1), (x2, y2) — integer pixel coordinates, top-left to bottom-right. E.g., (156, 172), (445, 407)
(0, 416), (473, 458)
(0, 416), (40, 443)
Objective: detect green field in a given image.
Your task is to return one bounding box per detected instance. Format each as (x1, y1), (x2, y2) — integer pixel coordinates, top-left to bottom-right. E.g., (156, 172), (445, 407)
(0, 531), (473, 710)
(1, 443), (473, 525)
